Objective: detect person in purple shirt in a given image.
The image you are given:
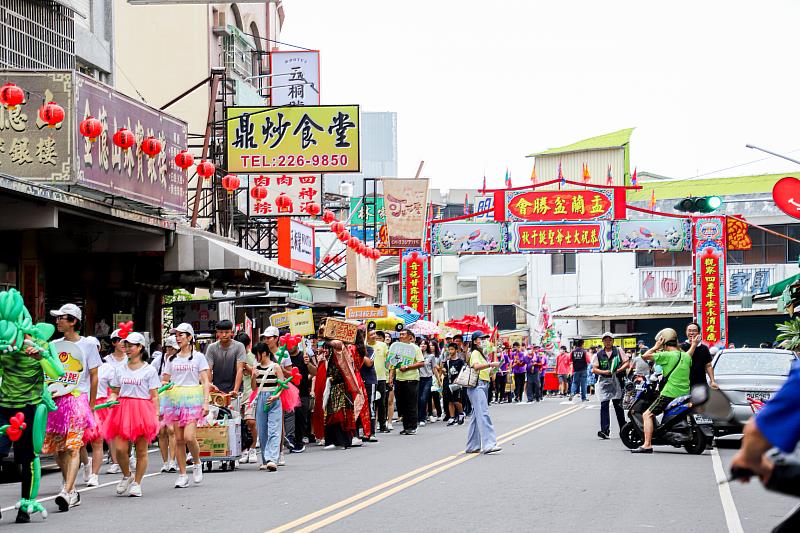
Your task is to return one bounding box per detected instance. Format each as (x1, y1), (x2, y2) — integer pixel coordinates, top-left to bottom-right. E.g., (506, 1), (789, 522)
(525, 347), (540, 402)
(510, 343), (528, 403)
(493, 347), (511, 404)
(531, 348), (546, 401)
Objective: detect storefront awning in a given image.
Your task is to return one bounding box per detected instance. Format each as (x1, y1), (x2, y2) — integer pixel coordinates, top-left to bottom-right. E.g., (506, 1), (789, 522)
(553, 302), (779, 320)
(768, 273), (800, 297)
(165, 230), (297, 282)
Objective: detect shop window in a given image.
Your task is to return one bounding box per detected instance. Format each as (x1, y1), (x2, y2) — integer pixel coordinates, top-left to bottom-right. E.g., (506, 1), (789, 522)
(636, 251), (690, 267)
(552, 253), (576, 275)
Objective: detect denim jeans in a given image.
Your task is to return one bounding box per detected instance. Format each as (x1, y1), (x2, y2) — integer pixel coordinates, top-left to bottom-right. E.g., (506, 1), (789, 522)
(255, 391), (282, 464)
(418, 376), (433, 421)
(465, 380), (497, 453)
(571, 370), (588, 401)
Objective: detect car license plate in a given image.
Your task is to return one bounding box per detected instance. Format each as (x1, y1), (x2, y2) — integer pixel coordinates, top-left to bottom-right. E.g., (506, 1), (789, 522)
(694, 414), (713, 424)
(747, 391), (772, 402)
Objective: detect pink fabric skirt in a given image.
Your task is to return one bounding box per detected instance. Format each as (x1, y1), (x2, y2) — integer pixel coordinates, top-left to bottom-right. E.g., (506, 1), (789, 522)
(103, 398), (159, 443)
(47, 393), (95, 436)
(281, 383), (301, 412)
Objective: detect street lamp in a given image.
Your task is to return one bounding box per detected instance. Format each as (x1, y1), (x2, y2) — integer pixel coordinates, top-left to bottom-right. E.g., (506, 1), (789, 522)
(745, 144), (800, 166)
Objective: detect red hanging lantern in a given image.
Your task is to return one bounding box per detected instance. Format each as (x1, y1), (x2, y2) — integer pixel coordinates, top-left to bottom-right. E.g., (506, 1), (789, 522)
(141, 136), (162, 158)
(275, 192), (293, 213)
(306, 202), (321, 217)
(174, 149), (194, 168)
(196, 160), (215, 179)
(38, 101), (64, 128)
(113, 128), (136, 150)
(322, 255), (332, 264)
(250, 184), (268, 201)
(348, 237), (359, 249)
(322, 209), (336, 224)
(337, 230), (350, 243)
(333, 255), (343, 264)
(356, 242), (366, 255)
(221, 174), (241, 194)
(79, 116), (103, 142)
(0, 83), (25, 109)
(329, 221), (344, 234)
(373, 249), (382, 260)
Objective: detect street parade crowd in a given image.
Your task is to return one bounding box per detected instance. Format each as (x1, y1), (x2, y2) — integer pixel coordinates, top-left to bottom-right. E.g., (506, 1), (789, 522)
(0, 288), (767, 524)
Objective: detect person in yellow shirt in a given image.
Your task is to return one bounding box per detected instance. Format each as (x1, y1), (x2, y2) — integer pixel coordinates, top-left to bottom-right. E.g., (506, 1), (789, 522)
(367, 328), (390, 433)
(388, 329), (425, 435)
(466, 333), (502, 454)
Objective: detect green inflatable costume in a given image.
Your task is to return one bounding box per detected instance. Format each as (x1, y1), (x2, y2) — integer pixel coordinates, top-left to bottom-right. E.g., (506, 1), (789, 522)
(0, 289), (65, 521)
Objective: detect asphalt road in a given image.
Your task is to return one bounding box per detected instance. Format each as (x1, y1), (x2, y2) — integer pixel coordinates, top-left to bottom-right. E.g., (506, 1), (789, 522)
(0, 397), (795, 532)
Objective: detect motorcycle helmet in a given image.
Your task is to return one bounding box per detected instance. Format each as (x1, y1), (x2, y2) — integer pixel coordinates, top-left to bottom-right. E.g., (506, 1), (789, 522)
(655, 328), (678, 346)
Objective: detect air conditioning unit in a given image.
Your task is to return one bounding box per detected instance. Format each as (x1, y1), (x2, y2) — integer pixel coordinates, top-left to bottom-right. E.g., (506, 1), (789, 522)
(212, 11), (230, 37)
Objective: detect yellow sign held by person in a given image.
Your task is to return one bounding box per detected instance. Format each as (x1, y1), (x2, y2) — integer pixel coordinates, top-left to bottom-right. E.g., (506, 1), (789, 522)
(270, 312), (290, 329)
(226, 105), (360, 173)
(288, 308), (315, 336)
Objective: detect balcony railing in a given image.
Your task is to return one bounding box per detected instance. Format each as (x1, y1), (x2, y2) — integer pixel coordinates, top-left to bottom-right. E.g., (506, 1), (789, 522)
(638, 264), (798, 301)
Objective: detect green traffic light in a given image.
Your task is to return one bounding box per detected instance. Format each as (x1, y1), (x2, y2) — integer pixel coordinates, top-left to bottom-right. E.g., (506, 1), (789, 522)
(673, 195), (723, 213)
(707, 196), (722, 210)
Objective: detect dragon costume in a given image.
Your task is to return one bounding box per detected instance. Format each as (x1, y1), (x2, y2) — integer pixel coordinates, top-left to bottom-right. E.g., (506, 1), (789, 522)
(0, 289), (65, 520)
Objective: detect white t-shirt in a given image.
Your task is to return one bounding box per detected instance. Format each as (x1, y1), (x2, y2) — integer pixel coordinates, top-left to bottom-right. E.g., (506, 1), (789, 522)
(97, 356), (127, 400)
(111, 363), (161, 399)
(73, 336), (103, 395)
(164, 351), (209, 387)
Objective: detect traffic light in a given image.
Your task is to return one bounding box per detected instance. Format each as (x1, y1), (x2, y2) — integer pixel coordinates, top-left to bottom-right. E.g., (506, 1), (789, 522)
(674, 196), (723, 213)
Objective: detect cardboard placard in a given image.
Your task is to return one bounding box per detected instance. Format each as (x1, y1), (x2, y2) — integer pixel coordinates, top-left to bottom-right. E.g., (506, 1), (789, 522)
(386, 342), (417, 369)
(345, 305), (388, 320)
(321, 318), (359, 343)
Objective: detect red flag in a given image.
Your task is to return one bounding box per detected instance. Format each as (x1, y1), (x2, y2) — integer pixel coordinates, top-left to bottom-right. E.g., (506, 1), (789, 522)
(582, 163), (591, 183)
(530, 163), (537, 185)
(606, 165), (613, 186)
(631, 167), (638, 186)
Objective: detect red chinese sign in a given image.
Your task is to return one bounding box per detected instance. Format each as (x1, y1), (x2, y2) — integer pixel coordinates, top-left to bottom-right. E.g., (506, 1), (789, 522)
(401, 250), (429, 317)
(248, 173), (321, 216)
(504, 189), (614, 222)
(507, 223), (610, 252)
(693, 217), (728, 348)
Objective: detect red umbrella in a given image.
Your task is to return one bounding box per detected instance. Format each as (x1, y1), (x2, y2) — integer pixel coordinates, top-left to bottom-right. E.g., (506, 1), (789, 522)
(443, 315), (493, 334)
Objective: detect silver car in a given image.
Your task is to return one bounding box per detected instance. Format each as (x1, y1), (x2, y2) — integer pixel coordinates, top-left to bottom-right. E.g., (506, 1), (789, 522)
(711, 348), (798, 436)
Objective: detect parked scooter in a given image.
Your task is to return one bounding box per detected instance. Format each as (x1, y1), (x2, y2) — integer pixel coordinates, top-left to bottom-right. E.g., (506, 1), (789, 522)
(619, 377), (711, 454)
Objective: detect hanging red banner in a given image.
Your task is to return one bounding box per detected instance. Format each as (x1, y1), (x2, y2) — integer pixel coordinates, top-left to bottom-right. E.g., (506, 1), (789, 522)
(507, 222), (611, 252)
(692, 217), (728, 348)
(401, 250), (429, 317)
(504, 189), (615, 222)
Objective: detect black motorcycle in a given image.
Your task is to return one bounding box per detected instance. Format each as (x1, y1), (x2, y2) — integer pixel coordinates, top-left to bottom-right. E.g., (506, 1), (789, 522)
(619, 380), (710, 454)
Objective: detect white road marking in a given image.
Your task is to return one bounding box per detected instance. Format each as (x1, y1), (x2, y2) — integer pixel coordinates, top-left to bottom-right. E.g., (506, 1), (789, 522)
(711, 447), (744, 533)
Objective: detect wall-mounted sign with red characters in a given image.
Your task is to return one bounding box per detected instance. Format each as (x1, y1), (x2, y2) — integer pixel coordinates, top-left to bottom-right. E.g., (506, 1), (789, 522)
(248, 173), (321, 217)
(692, 217), (728, 348)
(401, 250), (430, 318)
(503, 189), (616, 222)
(507, 222), (611, 253)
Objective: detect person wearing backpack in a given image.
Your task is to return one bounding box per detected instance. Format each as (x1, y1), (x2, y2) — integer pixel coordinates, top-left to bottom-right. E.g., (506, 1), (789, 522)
(591, 333), (630, 439)
(631, 328), (698, 454)
(568, 339), (591, 402)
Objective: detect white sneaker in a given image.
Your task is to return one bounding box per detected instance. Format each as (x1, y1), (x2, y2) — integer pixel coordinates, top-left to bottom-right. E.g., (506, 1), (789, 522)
(86, 473), (99, 487)
(107, 463), (121, 474)
(419, 421), (426, 427)
(55, 490), (70, 512)
(68, 490), (80, 507)
(351, 437), (363, 447)
(387, 422), (394, 431)
(428, 416), (436, 423)
(193, 465), (203, 484)
(128, 482), (142, 497)
(248, 448), (258, 463)
(174, 474), (189, 488)
(323, 444), (336, 450)
(241, 450), (250, 464)
(277, 453), (286, 466)
(116, 476), (134, 495)
(160, 463), (170, 473)
(83, 457), (92, 483)
(168, 461), (177, 472)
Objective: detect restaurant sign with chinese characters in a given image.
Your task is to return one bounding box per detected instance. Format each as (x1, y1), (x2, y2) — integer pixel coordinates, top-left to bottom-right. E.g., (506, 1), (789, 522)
(507, 222), (611, 253)
(248, 173), (321, 216)
(504, 189), (616, 222)
(0, 71), (188, 212)
(226, 105), (360, 173)
(401, 250), (430, 318)
(693, 217), (728, 348)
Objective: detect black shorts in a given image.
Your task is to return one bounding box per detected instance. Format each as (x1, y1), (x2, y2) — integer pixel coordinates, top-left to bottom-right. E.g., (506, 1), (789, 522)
(442, 383), (464, 404)
(646, 395), (675, 416)
(0, 404), (39, 463)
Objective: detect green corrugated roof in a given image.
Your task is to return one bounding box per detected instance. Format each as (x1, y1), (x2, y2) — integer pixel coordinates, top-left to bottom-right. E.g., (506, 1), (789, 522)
(529, 128), (635, 157)
(627, 172), (789, 201)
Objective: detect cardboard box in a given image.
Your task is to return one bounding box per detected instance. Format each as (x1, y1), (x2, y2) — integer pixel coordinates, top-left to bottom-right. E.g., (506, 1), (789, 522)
(197, 420), (242, 458)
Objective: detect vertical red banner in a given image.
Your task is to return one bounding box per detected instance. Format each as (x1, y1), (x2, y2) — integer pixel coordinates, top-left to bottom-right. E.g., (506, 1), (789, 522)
(401, 250), (429, 317)
(692, 217), (728, 348)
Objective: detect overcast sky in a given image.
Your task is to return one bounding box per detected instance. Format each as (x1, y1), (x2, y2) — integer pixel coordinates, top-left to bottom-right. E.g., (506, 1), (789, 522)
(281, 0), (800, 189)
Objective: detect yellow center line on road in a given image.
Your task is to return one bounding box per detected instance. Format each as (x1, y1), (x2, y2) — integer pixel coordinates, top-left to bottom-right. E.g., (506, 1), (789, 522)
(267, 404), (585, 533)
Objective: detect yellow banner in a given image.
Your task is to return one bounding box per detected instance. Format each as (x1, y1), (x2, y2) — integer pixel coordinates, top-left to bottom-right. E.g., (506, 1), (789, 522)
(226, 105), (360, 173)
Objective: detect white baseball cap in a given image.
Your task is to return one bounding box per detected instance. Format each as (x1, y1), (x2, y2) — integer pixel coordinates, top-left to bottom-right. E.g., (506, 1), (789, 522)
(164, 335), (179, 349)
(50, 303), (82, 321)
(124, 332), (146, 346)
(170, 323), (195, 338)
(262, 326), (280, 338)
(110, 329), (122, 340)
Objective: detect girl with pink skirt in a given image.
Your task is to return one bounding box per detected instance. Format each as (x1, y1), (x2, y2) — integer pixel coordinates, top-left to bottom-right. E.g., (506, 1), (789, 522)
(103, 332), (160, 497)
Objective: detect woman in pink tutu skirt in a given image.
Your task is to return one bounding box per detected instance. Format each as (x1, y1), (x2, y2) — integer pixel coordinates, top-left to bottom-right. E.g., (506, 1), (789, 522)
(103, 332), (161, 497)
(161, 322), (210, 488)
